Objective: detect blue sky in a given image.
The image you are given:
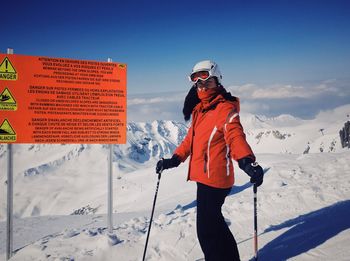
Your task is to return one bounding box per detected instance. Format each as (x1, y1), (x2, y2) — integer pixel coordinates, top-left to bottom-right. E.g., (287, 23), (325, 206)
(2, 0), (350, 120)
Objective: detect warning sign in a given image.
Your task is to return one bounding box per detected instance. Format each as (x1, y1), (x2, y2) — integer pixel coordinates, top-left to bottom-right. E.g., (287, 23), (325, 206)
(0, 87), (17, 110)
(0, 57), (17, 81)
(0, 53), (127, 144)
(0, 119), (16, 142)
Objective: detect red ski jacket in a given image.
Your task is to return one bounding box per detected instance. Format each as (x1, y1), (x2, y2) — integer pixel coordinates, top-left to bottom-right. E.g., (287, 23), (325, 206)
(174, 94), (255, 188)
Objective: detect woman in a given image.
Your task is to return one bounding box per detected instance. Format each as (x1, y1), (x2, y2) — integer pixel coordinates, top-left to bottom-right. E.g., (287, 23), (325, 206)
(156, 60), (264, 261)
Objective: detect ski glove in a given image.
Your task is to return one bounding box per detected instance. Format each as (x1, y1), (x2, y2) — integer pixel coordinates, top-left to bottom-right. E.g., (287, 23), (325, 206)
(238, 157), (264, 187)
(156, 155), (181, 174)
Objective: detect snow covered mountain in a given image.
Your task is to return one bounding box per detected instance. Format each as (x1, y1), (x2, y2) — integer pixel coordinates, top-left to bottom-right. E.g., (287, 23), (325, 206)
(0, 120), (188, 220)
(0, 105), (350, 260)
(1, 106), (349, 220)
(241, 107), (348, 154)
(117, 120), (188, 172)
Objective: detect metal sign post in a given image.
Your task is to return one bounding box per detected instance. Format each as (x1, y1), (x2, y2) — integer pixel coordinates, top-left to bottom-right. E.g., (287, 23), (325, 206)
(6, 47), (14, 261)
(107, 57), (113, 234)
(108, 144), (113, 234)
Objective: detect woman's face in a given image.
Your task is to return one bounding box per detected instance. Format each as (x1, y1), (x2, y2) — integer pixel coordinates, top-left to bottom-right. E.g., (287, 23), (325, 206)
(196, 77), (217, 90)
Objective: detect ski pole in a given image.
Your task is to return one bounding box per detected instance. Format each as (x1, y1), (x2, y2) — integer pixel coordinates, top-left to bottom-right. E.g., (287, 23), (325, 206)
(253, 184), (258, 261)
(142, 169), (163, 261)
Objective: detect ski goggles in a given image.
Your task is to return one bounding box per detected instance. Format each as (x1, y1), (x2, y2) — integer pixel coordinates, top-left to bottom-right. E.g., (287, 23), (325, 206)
(189, 70), (212, 83)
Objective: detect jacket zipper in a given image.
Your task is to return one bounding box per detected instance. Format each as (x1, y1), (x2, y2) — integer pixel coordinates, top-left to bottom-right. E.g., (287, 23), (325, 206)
(204, 153), (208, 173)
(206, 126), (218, 178)
(187, 111), (198, 181)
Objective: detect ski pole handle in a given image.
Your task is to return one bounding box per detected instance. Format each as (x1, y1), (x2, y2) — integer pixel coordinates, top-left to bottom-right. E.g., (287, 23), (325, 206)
(157, 168), (163, 179)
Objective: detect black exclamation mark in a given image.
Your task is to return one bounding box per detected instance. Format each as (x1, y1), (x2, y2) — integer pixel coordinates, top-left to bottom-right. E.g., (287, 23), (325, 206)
(5, 59), (8, 72)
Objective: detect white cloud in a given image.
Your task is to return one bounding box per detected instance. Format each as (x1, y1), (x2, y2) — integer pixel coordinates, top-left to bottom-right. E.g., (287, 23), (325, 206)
(127, 79), (350, 122)
(128, 96), (184, 105)
(315, 104), (350, 122)
(240, 100), (270, 114)
(227, 79), (348, 100)
(127, 92), (186, 122)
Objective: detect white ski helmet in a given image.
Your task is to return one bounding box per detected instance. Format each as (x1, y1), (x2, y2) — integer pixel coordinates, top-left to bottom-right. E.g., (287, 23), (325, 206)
(189, 60), (222, 84)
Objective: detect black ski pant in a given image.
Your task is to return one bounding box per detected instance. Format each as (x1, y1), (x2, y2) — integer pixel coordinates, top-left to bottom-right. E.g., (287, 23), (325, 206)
(196, 182), (240, 261)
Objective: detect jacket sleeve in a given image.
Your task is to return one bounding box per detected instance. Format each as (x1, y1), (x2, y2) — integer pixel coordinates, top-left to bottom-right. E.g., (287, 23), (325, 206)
(173, 124), (192, 162)
(221, 103), (256, 161)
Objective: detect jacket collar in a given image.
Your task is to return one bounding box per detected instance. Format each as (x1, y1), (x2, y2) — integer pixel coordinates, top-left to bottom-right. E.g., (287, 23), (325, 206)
(195, 93), (226, 113)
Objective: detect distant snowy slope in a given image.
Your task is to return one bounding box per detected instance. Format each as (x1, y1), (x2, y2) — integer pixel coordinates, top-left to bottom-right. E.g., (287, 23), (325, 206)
(117, 120), (187, 172)
(241, 113), (306, 129)
(242, 105), (350, 154)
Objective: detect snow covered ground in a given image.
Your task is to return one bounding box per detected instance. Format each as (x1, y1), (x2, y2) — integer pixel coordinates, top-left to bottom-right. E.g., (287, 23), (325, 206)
(1, 105), (350, 260)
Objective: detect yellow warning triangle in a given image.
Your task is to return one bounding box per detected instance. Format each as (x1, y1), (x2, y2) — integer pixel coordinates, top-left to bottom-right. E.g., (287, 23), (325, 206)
(0, 119), (16, 135)
(0, 88), (16, 103)
(0, 57), (17, 74)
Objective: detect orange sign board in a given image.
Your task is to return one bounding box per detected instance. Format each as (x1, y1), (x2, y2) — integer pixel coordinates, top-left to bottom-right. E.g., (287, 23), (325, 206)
(0, 54), (127, 144)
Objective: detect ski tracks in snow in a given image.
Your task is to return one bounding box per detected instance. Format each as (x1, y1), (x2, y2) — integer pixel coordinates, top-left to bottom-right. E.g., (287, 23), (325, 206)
(5, 152), (350, 261)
